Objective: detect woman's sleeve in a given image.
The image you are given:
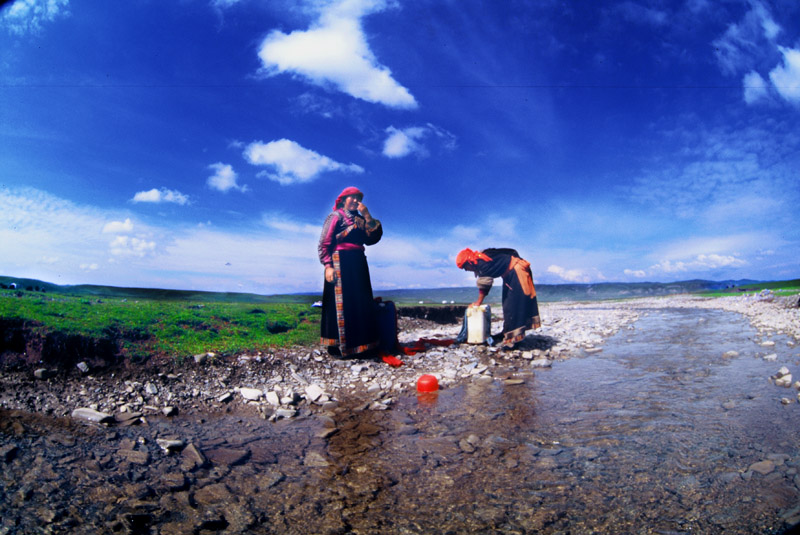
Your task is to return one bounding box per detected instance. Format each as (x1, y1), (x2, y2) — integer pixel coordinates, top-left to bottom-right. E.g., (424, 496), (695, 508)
(476, 276), (494, 292)
(318, 213), (339, 266)
(364, 219), (383, 246)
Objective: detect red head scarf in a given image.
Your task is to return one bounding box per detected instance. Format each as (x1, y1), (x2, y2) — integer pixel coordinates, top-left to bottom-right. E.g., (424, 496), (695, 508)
(333, 187), (363, 210)
(456, 248), (492, 268)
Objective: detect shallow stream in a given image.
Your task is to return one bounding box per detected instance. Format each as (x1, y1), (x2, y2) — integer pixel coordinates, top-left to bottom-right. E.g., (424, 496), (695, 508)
(2, 307), (800, 534)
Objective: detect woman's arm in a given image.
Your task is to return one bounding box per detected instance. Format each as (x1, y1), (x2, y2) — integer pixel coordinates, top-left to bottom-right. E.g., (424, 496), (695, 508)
(473, 276), (493, 307)
(358, 202), (383, 245)
(318, 212), (339, 267)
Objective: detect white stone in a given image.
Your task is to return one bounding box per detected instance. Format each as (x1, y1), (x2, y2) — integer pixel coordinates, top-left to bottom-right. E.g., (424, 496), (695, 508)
(71, 408), (114, 424)
(266, 391), (280, 406)
(156, 438), (185, 452)
(239, 387), (263, 401)
(305, 384), (325, 403)
(274, 408), (297, 419)
(763, 353), (778, 361)
(776, 374), (793, 388)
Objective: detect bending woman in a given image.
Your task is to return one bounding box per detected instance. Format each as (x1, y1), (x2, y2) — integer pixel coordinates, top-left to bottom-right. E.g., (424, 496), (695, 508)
(318, 187), (383, 357)
(456, 247), (541, 348)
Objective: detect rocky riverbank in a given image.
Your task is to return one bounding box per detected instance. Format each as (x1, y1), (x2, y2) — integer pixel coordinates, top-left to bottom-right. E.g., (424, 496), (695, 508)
(1, 294), (798, 424)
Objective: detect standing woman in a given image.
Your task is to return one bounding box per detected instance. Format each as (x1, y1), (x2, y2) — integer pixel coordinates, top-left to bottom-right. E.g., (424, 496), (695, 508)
(456, 247), (541, 348)
(318, 187), (383, 357)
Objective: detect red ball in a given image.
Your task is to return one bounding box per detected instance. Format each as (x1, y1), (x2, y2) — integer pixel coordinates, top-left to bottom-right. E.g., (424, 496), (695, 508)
(416, 374), (439, 392)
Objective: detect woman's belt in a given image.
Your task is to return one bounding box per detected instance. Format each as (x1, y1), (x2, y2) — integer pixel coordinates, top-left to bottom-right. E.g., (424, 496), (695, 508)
(335, 243), (365, 252)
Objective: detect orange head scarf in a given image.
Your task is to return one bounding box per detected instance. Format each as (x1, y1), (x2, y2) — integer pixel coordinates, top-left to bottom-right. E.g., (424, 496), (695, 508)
(333, 186), (363, 210)
(456, 248), (492, 268)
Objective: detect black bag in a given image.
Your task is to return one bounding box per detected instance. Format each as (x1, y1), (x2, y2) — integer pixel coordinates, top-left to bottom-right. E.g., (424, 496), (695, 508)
(374, 298), (398, 355)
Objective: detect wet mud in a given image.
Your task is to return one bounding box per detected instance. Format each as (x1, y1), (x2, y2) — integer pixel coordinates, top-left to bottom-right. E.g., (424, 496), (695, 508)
(2, 306), (800, 534)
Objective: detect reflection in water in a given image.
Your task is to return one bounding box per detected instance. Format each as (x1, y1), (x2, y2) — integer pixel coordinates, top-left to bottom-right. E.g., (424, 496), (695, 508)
(1, 308), (799, 533)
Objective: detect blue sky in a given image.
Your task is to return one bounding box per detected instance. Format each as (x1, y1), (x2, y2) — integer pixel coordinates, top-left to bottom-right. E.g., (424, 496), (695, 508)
(1, 0), (798, 295)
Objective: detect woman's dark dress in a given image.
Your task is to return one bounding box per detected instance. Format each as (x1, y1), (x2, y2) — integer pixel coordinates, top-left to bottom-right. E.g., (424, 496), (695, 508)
(472, 248), (541, 347)
(318, 209), (382, 357)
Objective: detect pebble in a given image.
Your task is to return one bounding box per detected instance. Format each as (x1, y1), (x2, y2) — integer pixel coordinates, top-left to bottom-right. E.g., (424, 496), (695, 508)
(156, 439), (185, 453)
(749, 460), (776, 475)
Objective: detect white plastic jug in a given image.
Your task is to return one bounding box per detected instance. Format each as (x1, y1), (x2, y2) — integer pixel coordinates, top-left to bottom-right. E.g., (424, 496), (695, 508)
(466, 305), (491, 344)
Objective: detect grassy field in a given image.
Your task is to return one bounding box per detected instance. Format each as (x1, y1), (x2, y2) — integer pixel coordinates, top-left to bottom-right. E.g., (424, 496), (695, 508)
(2, 276), (797, 365)
(695, 279), (800, 298)
(0, 288), (321, 362)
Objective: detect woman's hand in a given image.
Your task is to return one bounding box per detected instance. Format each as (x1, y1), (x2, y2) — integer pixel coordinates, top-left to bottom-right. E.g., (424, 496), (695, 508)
(358, 202), (378, 229)
(325, 266), (336, 283)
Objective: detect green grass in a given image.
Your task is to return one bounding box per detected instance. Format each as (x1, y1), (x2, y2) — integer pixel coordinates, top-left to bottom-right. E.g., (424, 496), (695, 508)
(694, 279), (800, 298)
(0, 289), (321, 362)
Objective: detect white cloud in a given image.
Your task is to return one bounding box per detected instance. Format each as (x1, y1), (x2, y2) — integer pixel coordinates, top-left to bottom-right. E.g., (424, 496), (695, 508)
(109, 235), (156, 258)
(712, 0), (780, 75)
(257, 0), (416, 109)
(769, 47), (800, 104)
(207, 162), (247, 193)
(382, 124), (458, 159)
(743, 70), (768, 104)
(383, 126), (427, 158)
(244, 138), (363, 185)
(547, 265), (593, 283)
(0, 187), (157, 282)
(261, 213), (320, 236)
(653, 234), (765, 261)
(132, 188), (190, 205)
(1, 186), (795, 295)
(614, 2), (668, 26)
(628, 122), (798, 226)
(102, 218), (134, 234)
(1, 0), (69, 35)
(649, 254), (746, 274)
(624, 269), (647, 278)
(211, 0), (241, 8)
(751, 0), (781, 40)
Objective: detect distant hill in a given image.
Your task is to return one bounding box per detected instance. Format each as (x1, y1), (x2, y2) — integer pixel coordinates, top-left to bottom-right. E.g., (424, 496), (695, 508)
(2, 275), (790, 305)
(0, 276), (317, 304)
